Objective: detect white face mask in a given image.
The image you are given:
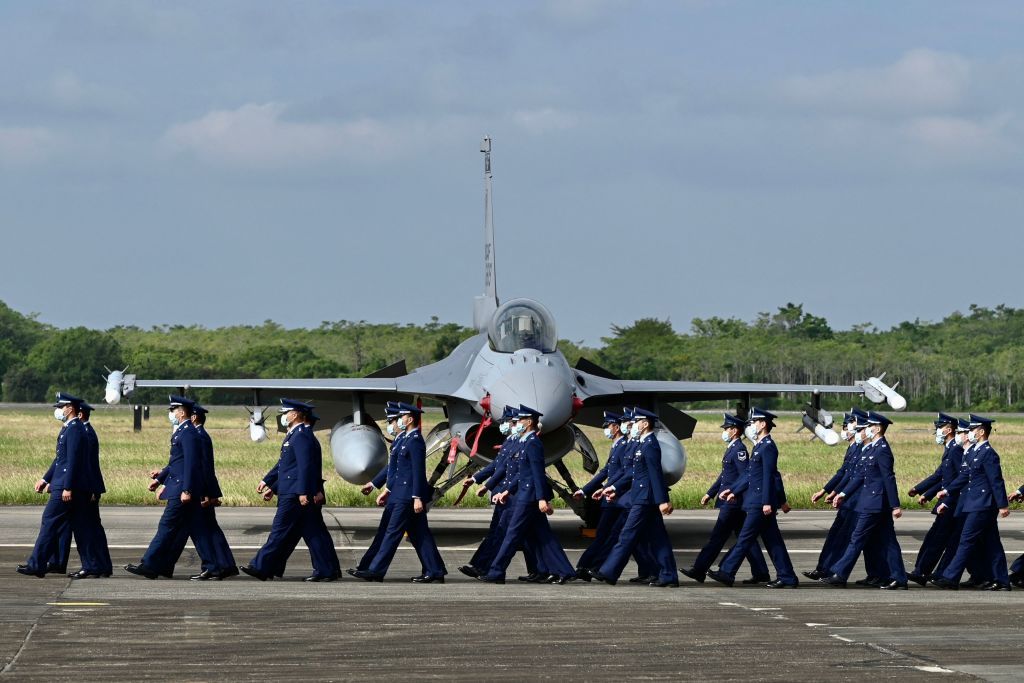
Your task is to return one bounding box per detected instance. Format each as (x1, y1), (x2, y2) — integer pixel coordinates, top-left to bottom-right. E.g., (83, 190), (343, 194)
(603, 427), (613, 439)
(839, 429), (849, 440)
(629, 423), (641, 438)
(743, 424), (758, 442)
(954, 432), (964, 445)
(935, 428), (946, 445)
(280, 413), (292, 430)
(54, 408), (67, 422)
(967, 430), (979, 444)
(513, 422), (525, 435)
(721, 430), (731, 443)
(386, 422), (396, 436)
(499, 422), (510, 435)
(168, 411), (180, 427)
(854, 430), (864, 445)
(864, 426), (875, 440)
(621, 423), (632, 438)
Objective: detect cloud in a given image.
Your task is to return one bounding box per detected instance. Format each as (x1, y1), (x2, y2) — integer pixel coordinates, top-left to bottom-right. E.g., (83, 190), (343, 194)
(904, 112), (1016, 158)
(161, 102), (401, 167)
(512, 107), (579, 134)
(781, 49), (971, 115)
(0, 126), (58, 165)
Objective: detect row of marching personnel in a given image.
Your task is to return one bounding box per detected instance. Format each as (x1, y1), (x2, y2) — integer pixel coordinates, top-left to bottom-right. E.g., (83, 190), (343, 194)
(17, 394), (1024, 590)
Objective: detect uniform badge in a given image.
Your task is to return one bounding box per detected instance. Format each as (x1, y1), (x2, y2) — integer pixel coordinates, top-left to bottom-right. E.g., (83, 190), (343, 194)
(738, 453), (748, 461)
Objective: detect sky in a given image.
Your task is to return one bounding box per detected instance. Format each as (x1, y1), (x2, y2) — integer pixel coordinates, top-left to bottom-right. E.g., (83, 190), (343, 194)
(2, 1), (1023, 346)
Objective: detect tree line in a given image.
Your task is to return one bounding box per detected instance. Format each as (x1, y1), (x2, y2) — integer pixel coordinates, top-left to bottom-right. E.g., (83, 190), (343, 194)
(2, 299), (1022, 411)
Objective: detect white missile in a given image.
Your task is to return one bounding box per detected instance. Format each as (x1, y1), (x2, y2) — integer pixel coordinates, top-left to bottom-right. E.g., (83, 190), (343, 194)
(246, 407), (269, 442)
(801, 413), (840, 446)
(858, 373), (907, 411)
(103, 367), (128, 405)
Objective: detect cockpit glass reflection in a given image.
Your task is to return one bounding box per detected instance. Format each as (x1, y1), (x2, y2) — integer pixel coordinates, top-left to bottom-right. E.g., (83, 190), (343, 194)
(488, 299), (557, 353)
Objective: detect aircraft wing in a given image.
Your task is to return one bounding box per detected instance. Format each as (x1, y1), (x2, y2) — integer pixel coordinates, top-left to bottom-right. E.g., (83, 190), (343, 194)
(571, 361), (905, 441)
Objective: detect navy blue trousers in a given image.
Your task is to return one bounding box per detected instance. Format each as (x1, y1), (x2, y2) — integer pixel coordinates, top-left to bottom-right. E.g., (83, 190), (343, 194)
(1010, 553), (1024, 577)
(357, 504), (393, 572)
(939, 510), (1008, 585)
(934, 512), (986, 580)
(691, 505), (769, 577)
(26, 493), (74, 572)
(912, 510), (956, 577)
(829, 511), (906, 582)
(597, 504), (677, 583)
(720, 509), (797, 584)
(141, 498), (200, 576)
(268, 502), (339, 578)
(250, 496), (339, 578)
(576, 506), (657, 577)
(197, 506), (236, 574)
(48, 496), (112, 574)
(469, 503), (538, 574)
(815, 507), (887, 577)
(486, 502), (574, 580)
(366, 500), (446, 578)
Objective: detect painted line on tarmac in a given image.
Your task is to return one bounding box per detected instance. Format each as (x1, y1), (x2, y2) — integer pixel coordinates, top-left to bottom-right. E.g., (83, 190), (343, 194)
(46, 602), (109, 606)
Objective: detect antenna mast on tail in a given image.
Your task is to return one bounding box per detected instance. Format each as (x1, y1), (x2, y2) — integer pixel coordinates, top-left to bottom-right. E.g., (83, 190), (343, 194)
(473, 136), (499, 331)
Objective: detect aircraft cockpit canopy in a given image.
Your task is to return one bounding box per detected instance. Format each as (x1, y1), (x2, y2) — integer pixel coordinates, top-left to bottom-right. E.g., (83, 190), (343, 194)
(488, 298), (558, 354)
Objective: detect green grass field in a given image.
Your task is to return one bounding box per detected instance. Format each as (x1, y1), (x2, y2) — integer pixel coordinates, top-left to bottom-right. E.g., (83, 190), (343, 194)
(2, 406), (1023, 510)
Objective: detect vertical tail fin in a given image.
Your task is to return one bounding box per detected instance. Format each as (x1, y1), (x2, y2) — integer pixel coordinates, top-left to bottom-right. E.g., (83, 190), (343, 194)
(473, 136), (499, 331)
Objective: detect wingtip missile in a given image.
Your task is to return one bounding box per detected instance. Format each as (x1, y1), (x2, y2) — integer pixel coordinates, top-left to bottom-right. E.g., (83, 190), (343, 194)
(857, 375), (907, 411)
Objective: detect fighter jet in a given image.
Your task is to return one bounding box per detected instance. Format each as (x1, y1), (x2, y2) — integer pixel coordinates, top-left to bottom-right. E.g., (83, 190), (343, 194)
(105, 137), (905, 522)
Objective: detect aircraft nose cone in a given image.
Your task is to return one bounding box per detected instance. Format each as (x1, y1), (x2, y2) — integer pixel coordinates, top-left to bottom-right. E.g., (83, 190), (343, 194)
(489, 353), (574, 430)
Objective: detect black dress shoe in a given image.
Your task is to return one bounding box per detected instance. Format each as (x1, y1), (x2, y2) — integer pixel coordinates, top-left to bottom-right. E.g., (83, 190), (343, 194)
(706, 569), (734, 587)
(855, 576), (885, 587)
(765, 579), (798, 589)
(879, 580), (908, 590)
(906, 572), (927, 586)
(575, 568), (592, 582)
(190, 570), (221, 581)
(649, 579), (679, 587)
(350, 569), (384, 582)
(802, 569), (825, 581)
(305, 574), (339, 582)
(46, 564), (66, 575)
(124, 563), (159, 579)
(548, 575), (576, 585)
(679, 567), (706, 583)
(960, 576), (985, 588)
(219, 566), (239, 578)
(589, 570), (616, 586)
(69, 570), (103, 579)
(346, 568), (361, 578)
(976, 580), (996, 590)
(519, 572), (551, 584)
(458, 565), (480, 579)
(475, 575), (505, 584)
(629, 575), (656, 584)
(16, 565), (45, 578)
(742, 575), (772, 585)
(822, 574), (847, 587)
(239, 565), (270, 581)
(984, 583), (1012, 591)
(930, 576), (959, 590)
(1010, 576), (1024, 588)
(411, 575), (444, 584)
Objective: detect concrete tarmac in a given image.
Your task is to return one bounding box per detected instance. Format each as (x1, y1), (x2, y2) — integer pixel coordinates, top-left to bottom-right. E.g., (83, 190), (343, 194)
(2, 507), (1023, 681)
